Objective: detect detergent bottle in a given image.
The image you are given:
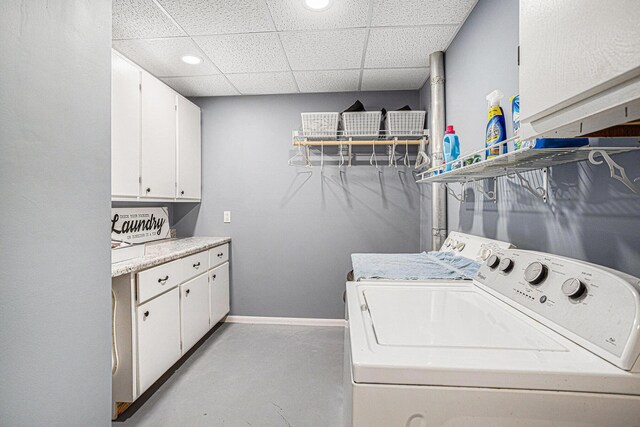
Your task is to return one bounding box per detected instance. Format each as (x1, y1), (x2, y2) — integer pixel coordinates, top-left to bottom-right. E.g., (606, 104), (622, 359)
(485, 90), (507, 159)
(443, 125), (460, 172)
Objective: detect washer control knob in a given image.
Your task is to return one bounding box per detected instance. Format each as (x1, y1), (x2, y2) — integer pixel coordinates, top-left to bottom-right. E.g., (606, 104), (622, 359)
(524, 262), (547, 285)
(456, 242), (466, 251)
(479, 248), (492, 260)
(498, 258), (514, 273)
(562, 278), (587, 300)
(486, 255), (500, 269)
(444, 238), (451, 248)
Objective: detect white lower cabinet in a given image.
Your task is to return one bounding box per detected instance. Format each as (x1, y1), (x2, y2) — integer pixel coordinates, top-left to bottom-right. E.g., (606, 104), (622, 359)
(113, 243), (231, 418)
(180, 272), (210, 353)
(210, 262), (230, 325)
(136, 287), (181, 394)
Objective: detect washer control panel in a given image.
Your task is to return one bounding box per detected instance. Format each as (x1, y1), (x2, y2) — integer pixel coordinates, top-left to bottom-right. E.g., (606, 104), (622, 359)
(475, 248), (640, 370)
(441, 231), (514, 261)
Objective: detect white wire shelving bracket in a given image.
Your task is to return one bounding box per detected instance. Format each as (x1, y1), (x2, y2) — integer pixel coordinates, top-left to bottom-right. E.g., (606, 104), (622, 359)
(288, 130), (429, 169)
(415, 137), (640, 203)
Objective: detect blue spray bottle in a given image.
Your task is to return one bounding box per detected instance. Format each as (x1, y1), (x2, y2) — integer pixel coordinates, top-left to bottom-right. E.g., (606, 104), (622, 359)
(443, 125), (460, 172)
(485, 90), (507, 159)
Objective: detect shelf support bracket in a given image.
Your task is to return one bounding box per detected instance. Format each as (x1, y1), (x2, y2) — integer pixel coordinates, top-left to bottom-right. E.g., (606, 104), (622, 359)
(471, 179), (497, 203)
(507, 168), (548, 203)
(443, 183), (465, 202)
(588, 150), (640, 194)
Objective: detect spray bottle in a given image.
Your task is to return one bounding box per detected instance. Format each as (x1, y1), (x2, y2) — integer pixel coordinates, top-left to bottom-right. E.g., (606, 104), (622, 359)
(485, 90), (507, 159)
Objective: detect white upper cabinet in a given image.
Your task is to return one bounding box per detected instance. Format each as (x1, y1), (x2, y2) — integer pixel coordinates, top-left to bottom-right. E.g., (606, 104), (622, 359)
(140, 71), (177, 199)
(111, 52), (140, 197)
(177, 95), (202, 200)
(520, 0), (640, 137)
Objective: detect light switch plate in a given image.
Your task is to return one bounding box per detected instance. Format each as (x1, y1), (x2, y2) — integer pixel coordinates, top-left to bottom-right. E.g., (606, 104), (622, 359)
(223, 211), (231, 223)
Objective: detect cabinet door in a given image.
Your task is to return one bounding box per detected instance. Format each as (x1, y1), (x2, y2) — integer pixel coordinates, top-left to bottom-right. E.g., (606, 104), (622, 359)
(180, 273), (210, 353)
(210, 262), (230, 326)
(137, 288), (181, 394)
(111, 52), (140, 197)
(520, 0), (640, 123)
(141, 71), (176, 199)
(177, 95), (201, 200)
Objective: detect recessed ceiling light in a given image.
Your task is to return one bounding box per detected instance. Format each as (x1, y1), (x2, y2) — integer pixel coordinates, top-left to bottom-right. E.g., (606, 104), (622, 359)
(181, 55), (203, 65)
(304, 0), (331, 11)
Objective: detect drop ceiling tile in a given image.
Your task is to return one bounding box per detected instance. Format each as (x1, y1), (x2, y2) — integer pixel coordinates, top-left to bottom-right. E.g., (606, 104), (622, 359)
(113, 38), (219, 77)
(193, 33), (289, 74)
(161, 75), (238, 97)
(294, 70), (360, 93)
(280, 29), (367, 71)
(227, 72), (298, 95)
(156, 0), (275, 35)
(371, 0), (477, 26)
(361, 68), (429, 91)
(265, 0), (370, 31)
(112, 0), (185, 40)
(364, 26), (458, 69)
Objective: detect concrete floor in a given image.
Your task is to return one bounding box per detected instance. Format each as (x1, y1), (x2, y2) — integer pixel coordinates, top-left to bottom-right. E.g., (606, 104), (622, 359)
(114, 323), (345, 427)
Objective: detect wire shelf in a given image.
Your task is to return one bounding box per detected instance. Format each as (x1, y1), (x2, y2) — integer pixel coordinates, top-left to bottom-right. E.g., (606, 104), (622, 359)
(416, 146), (640, 184)
(292, 129), (428, 145)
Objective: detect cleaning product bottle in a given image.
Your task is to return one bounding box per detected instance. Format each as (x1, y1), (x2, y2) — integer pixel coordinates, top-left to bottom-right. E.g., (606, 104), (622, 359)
(510, 95), (521, 150)
(443, 125), (460, 172)
(485, 90), (507, 159)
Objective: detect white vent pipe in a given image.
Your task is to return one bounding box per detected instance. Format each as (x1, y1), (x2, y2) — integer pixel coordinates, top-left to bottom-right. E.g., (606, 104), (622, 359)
(429, 51), (447, 250)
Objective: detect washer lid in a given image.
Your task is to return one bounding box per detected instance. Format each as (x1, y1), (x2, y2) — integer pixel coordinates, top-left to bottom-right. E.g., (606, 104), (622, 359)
(364, 287), (565, 351)
(348, 282), (640, 395)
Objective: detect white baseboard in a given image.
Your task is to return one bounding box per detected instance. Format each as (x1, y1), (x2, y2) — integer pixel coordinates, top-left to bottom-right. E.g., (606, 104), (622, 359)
(225, 315), (346, 327)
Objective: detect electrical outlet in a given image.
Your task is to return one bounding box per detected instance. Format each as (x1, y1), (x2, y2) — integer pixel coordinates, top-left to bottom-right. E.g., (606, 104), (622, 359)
(223, 211), (231, 223)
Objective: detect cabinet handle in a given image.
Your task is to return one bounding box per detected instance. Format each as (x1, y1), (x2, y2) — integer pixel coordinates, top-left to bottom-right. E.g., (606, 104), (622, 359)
(144, 311), (150, 318)
(193, 262), (201, 268)
(217, 253), (223, 258)
(185, 289), (190, 295)
(158, 275), (169, 284)
(146, 187), (151, 193)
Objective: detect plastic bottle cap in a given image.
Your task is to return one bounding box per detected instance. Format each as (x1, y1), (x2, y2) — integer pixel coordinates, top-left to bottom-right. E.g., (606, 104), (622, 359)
(486, 89), (504, 107)
(445, 125), (455, 134)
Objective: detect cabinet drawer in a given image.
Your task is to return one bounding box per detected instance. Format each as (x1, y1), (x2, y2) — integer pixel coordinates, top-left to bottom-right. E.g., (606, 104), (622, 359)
(180, 272), (210, 353)
(136, 287), (181, 394)
(209, 243), (229, 268)
(210, 262), (230, 326)
(137, 259), (183, 304)
(181, 251), (208, 281)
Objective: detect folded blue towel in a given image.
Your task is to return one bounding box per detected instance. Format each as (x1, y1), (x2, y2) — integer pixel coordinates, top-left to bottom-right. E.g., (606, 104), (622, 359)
(350, 251), (480, 281)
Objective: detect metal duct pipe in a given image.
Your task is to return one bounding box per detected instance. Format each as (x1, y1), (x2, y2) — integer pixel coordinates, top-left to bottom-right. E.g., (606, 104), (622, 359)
(429, 51), (447, 250)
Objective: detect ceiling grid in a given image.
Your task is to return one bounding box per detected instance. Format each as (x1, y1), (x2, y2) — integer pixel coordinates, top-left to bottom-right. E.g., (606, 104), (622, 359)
(112, 0), (478, 97)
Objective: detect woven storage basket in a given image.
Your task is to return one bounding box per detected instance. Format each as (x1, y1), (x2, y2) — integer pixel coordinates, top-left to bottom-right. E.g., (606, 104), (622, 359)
(342, 111), (382, 139)
(385, 111), (426, 138)
(300, 112), (339, 139)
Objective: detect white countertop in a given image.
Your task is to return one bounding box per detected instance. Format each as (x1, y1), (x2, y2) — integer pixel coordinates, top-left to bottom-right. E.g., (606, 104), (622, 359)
(111, 236), (231, 277)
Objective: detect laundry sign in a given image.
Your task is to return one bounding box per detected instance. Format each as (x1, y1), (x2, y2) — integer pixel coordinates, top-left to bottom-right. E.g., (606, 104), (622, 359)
(111, 207), (170, 244)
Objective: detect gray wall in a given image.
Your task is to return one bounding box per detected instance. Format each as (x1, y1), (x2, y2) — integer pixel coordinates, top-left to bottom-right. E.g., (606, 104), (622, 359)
(174, 91), (421, 319)
(440, 0), (640, 276)
(0, 1), (112, 425)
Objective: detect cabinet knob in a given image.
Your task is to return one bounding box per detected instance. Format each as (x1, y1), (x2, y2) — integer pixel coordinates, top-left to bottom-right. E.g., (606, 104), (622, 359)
(146, 188), (151, 193)
(158, 275), (169, 284)
(193, 262), (201, 268)
(185, 289), (190, 295)
(144, 311), (150, 318)
(212, 274), (216, 280)
(180, 190), (185, 195)
(218, 253), (223, 257)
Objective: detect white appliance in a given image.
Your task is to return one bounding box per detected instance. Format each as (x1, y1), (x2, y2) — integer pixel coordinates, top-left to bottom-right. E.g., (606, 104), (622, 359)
(344, 248), (640, 426)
